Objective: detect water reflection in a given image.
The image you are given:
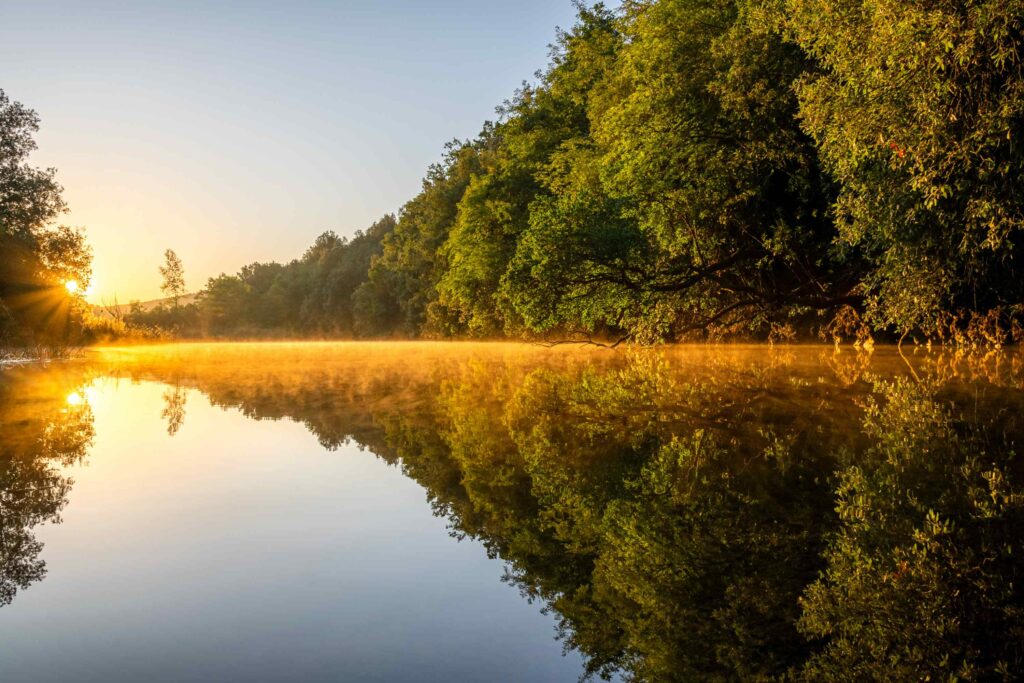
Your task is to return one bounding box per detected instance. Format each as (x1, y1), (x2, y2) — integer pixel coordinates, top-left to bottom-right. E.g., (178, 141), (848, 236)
(2, 343), (1024, 681)
(0, 367), (93, 606)
(160, 384), (187, 436)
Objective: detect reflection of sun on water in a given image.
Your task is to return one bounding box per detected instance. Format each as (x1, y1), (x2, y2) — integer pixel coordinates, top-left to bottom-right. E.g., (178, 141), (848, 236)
(66, 387), (97, 407)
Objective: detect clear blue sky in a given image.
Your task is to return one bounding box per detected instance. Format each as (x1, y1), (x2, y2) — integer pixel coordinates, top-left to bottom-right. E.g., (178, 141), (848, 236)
(0, 0), (598, 302)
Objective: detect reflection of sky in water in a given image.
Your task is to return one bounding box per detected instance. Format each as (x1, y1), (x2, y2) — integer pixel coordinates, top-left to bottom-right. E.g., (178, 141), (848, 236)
(0, 378), (584, 683)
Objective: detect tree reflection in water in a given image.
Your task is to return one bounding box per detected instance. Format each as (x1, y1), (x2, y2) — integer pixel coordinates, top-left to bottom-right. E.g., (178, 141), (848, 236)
(161, 384), (187, 436)
(5, 343), (1024, 681)
(0, 367), (93, 606)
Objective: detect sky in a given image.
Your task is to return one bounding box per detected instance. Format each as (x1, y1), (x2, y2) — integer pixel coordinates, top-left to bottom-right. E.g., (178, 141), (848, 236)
(1, 1), (593, 303)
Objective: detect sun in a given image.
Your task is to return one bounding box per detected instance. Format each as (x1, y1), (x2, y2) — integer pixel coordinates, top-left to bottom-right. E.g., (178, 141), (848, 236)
(65, 279), (80, 294)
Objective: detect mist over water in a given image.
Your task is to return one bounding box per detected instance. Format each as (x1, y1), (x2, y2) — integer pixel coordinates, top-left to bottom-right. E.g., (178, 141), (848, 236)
(1, 343), (1023, 681)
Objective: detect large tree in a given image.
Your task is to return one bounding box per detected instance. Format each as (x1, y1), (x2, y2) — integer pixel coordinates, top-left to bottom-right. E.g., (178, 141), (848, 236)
(785, 0), (1024, 336)
(438, 4), (623, 338)
(507, 0), (853, 342)
(0, 90), (91, 346)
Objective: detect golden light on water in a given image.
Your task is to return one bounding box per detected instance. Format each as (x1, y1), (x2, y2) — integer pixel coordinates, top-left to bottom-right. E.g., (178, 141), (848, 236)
(66, 386), (97, 407)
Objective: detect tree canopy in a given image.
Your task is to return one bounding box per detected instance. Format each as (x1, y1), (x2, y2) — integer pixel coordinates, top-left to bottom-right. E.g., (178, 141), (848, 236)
(9, 0), (1024, 344)
(0, 90), (92, 348)
(146, 0), (1024, 343)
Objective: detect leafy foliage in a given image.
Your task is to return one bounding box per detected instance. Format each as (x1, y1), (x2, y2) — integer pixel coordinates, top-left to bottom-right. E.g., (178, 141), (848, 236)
(165, 0), (1024, 342)
(0, 90), (92, 347)
(784, 0), (1024, 334)
(130, 216), (396, 337)
(9, 0), (1024, 342)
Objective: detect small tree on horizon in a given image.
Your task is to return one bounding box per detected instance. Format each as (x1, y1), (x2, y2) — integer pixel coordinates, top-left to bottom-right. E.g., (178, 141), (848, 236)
(159, 248), (186, 308)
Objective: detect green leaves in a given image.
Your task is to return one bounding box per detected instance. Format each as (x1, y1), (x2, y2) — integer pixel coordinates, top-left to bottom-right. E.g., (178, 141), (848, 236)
(88, 0), (1024, 343)
(785, 0), (1024, 330)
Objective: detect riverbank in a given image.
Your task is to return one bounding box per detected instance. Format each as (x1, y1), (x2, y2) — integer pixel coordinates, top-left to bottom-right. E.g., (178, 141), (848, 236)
(0, 346), (82, 368)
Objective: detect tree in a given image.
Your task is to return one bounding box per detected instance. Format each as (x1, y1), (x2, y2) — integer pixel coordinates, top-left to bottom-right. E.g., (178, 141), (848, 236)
(72, 1), (1024, 344)
(507, 0), (855, 343)
(303, 216), (396, 334)
(197, 273), (248, 334)
(783, 0), (1024, 336)
(0, 90), (92, 346)
(353, 138), (488, 338)
(159, 248), (186, 307)
(437, 6), (622, 337)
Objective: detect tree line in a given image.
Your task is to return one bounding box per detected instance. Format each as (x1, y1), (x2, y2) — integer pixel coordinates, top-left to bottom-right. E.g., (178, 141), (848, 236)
(126, 218), (396, 337)
(6, 0), (1024, 346)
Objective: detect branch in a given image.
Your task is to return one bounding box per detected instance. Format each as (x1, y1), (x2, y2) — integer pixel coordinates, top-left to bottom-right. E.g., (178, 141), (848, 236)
(534, 334), (630, 349)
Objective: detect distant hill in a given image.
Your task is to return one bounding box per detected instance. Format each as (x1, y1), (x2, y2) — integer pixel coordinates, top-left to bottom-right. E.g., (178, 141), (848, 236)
(92, 293), (198, 318)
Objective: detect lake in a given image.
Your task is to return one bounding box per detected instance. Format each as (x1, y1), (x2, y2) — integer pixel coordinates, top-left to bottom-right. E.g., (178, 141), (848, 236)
(1, 342), (1022, 682)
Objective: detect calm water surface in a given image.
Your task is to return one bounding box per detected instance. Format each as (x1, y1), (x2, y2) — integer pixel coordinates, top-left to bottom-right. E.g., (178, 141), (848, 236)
(1, 343), (1023, 682)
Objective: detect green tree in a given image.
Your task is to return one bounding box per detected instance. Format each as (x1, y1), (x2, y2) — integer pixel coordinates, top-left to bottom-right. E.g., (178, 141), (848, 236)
(198, 273), (249, 334)
(304, 216), (395, 334)
(74, 1), (1024, 343)
(438, 5), (622, 337)
(508, 0), (852, 342)
(354, 139), (487, 337)
(784, 0), (1024, 336)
